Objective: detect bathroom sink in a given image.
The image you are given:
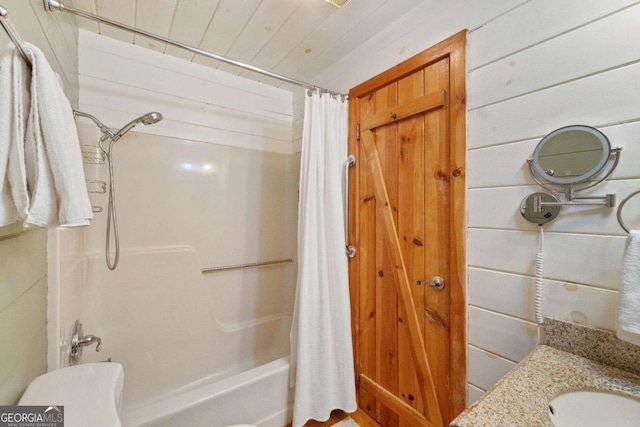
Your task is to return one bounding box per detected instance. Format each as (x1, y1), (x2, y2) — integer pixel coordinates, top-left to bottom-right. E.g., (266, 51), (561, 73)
(548, 389), (640, 427)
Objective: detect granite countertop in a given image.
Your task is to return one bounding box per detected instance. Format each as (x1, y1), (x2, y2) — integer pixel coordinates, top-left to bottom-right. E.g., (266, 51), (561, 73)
(451, 344), (640, 426)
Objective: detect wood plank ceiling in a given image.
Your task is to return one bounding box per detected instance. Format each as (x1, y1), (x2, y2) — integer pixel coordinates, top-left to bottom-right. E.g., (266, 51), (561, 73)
(68, 0), (424, 91)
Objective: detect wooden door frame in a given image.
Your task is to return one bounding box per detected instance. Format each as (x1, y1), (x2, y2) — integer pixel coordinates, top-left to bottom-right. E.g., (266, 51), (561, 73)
(347, 30), (467, 420)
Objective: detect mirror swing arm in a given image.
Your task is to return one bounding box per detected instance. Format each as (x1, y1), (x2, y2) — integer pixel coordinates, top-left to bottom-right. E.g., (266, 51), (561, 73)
(520, 125), (622, 225)
(525, 146), (622, 213)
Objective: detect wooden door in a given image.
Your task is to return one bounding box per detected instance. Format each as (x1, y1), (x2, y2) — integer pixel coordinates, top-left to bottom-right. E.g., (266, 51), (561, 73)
(347, 31), (467, 427)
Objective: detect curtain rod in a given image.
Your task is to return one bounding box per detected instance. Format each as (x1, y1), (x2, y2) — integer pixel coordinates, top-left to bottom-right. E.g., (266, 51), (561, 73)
(0, 5), (33, 66)
(43, 0), (346, 97)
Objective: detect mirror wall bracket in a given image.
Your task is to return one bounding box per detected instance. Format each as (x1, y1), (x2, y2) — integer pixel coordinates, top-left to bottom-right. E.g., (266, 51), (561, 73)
(520, 192), (561, 225)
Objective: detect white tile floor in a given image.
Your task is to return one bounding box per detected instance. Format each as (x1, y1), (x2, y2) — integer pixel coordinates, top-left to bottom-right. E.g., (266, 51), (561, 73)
(333, 418), (359, 427)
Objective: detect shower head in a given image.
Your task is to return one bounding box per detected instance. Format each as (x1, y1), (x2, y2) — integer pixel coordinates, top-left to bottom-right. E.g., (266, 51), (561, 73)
(113, 112), (163, 140)
(74, 110), (164, 154)
(140, 112), (163, 125)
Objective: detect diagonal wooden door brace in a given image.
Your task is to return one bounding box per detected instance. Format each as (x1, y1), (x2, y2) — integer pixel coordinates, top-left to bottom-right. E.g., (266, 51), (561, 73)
(361, 129), (444, 427)
(360, 374), (437, 427)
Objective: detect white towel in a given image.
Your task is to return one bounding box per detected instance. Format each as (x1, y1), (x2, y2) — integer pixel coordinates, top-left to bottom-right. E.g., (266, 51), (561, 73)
(617, 230), (640, 346)
(0, 45), (30, 226)
(22, 42), (92, 227)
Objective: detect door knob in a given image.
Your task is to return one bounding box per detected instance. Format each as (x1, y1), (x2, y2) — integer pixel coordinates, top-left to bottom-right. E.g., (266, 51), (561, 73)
(416, 276), (445, 291)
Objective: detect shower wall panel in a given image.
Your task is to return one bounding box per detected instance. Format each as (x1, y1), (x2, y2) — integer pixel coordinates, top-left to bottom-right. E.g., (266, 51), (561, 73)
(71, 132), (299, 409)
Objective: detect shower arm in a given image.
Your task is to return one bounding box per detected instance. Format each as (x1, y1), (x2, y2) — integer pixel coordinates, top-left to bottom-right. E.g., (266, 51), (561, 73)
(74, 110), (115, 139)
(43, 0), (347, 98)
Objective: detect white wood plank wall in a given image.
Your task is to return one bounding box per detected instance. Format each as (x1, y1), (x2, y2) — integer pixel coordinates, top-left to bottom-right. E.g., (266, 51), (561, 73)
(466, 0), (640, 403)
(0, 0), (79, 106)
(0, 229), (48, 404)
(298, 0), (640, 407)
(78, 30), (294, 154)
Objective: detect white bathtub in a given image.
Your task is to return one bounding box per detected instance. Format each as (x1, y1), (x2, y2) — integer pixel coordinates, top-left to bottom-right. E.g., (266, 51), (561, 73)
(123, 357), (293, 427)
(71, 248), (295, 427)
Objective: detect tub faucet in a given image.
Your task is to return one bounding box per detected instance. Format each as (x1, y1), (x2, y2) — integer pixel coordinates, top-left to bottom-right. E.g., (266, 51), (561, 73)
(78, 334), (102, 352)
(69, 320), (102, 365)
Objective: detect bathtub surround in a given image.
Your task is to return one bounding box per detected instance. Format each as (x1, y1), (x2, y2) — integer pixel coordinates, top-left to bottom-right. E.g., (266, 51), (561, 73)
(47, 31), (299, 425)
(291, 91), (356, 427)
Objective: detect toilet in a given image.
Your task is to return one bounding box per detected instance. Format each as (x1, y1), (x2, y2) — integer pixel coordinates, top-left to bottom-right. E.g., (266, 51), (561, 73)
(18, 363), (124, 427)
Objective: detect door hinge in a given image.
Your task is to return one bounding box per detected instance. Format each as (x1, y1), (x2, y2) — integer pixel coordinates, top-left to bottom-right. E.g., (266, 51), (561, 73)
(356, 123), (360, 141)
(356, 362), (363, 380)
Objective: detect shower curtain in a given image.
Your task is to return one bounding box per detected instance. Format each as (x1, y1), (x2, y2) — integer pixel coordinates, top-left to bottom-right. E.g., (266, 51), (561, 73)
(290, 90), (357, 427)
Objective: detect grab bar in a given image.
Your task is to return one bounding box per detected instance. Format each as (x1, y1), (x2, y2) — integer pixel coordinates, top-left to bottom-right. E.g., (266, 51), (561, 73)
(201, 258), (292, 273)
(344, 155), (356, 258)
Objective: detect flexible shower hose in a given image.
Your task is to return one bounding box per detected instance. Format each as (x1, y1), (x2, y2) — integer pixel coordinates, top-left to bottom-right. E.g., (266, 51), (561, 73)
(100, 134), (120, 271)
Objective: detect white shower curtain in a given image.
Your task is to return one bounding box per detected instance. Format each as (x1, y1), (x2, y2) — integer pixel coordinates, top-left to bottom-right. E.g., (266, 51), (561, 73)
(290, 90), (357, 427)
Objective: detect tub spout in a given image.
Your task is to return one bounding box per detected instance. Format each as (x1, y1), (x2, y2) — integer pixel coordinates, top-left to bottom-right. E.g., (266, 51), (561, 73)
(78, 335), (102, 352)
(69, 320), (103, 365)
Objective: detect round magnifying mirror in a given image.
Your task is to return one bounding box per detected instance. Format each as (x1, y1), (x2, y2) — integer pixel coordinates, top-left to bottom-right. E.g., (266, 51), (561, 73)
(532, 125), (611, 185)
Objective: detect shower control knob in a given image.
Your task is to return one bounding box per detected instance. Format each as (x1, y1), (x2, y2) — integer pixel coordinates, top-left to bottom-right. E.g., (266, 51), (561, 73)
(416, 276), (445, 291)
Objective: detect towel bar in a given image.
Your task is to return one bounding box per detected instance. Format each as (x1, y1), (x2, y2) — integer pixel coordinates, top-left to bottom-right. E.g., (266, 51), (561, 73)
(0, 228), (32, 242)
(0, 5), (32, 66)
(617, 190), (640, 234)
